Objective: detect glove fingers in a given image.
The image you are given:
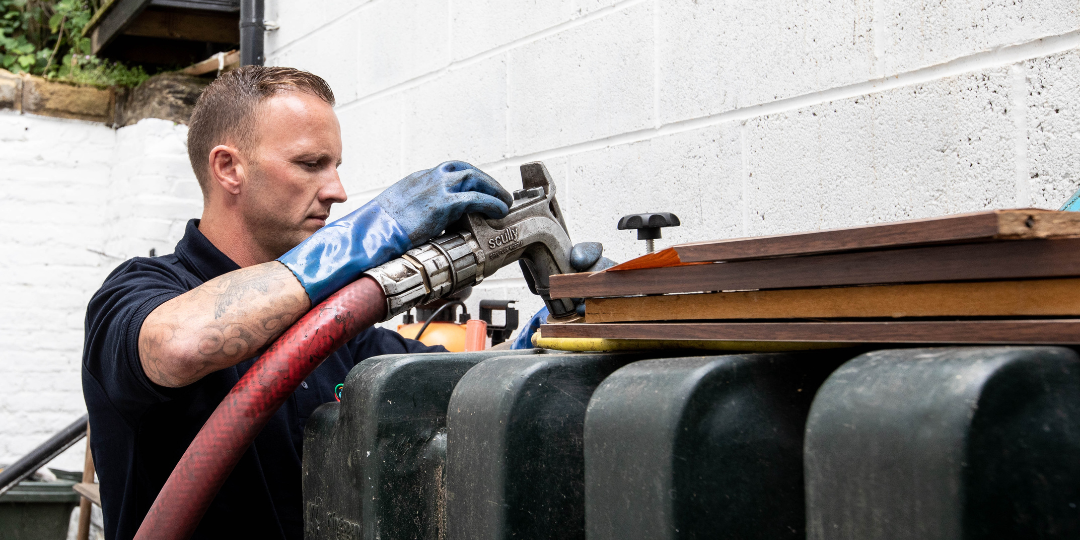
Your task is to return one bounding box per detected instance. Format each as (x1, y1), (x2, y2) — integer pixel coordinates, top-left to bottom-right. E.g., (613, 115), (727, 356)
(570, 242), (604, 271)
(448, 191), (511, 221)
(587, 256), (617, 273)
(441, 164), (513, 208)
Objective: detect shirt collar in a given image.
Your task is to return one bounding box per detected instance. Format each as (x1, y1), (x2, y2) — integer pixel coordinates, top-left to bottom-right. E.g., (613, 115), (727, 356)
(174, 219), (242, 282)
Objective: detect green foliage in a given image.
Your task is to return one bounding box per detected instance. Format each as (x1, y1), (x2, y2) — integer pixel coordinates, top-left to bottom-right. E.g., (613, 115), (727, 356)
(0, 0), (148, 87)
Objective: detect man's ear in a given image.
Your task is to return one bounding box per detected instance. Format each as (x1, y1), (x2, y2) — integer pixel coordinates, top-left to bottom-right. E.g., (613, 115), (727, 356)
(208, 145), (246, 196)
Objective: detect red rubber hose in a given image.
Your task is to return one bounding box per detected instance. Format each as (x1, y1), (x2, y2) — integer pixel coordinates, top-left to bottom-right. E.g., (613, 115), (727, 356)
(133, 277), (387, 540)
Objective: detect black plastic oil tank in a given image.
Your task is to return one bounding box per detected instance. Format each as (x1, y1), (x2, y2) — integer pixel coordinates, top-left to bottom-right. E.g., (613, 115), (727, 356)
(444, 351), (657, 540)
(584, 351), (849, 540)
(302, 349), (541, 540)
(805, 347), (1080, 540)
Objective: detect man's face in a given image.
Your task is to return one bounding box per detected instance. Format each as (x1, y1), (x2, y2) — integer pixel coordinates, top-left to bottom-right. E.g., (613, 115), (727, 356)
(241, 91), (346, 259)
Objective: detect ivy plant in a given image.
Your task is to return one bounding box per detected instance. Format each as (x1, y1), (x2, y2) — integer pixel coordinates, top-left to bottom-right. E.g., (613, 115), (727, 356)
(0, 0), (148, 87)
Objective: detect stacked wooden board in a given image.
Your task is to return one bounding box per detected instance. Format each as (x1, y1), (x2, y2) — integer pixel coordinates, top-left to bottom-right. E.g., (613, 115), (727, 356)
(542, 209), (1080, 345)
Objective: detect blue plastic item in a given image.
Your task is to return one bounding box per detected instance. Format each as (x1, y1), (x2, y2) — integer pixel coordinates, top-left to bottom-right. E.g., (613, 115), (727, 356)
(278, 201), (411, 305)
(1061, 187), (1080, 211)
(511, 306), (548, 349)
(374, 161), (512, 245)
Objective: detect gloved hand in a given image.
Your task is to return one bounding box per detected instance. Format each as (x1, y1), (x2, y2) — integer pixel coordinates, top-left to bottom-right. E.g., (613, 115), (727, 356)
(510, 241), (615, 349)
(374, 161), (513, 245)
(568, 241), (616, 316)
(279, 161), (513, 305)
(568, 242), (616, 273)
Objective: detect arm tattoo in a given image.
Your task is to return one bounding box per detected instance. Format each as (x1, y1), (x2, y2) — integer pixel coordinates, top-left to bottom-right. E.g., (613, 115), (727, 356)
(139, 262), (309, 387)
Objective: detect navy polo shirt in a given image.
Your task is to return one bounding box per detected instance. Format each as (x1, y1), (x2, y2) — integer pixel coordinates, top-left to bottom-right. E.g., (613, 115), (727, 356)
(82, 219), (443, 540)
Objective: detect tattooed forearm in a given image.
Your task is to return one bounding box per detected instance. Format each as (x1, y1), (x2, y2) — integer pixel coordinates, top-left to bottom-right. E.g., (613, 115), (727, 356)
(138, 262), (309, 388)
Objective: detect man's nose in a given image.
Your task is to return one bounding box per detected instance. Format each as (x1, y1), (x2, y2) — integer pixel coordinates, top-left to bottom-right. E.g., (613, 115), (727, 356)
(319, 170), (347, 204)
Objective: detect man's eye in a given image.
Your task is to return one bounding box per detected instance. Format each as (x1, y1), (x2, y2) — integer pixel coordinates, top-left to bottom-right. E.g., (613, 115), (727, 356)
(303, 161), (319, 169)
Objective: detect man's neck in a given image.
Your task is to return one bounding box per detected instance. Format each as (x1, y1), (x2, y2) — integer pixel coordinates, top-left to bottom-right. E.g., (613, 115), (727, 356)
(198, 207), (273, 269)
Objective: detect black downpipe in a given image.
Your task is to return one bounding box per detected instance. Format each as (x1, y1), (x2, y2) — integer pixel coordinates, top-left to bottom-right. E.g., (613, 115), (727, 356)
(240, 0), (265, 66)
(0, 414), (88, 497)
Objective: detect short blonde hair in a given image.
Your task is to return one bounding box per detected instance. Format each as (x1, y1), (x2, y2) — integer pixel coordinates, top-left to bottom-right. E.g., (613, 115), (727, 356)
(186, 66), (335, 196)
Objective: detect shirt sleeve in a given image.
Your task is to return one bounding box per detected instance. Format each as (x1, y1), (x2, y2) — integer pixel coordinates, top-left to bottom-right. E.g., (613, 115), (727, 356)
(82, 258), (189, 426)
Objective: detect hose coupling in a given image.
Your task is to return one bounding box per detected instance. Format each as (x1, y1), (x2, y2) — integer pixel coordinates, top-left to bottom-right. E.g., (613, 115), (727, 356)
(365, 231), (486, 320)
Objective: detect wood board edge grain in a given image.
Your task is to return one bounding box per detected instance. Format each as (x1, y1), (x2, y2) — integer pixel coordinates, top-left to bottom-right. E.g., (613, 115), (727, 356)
(540, 320), (1080, 344)
(673, 209), (1080, 263)
(585, 278), (1080, 322)
(550, 237), (1080, 299)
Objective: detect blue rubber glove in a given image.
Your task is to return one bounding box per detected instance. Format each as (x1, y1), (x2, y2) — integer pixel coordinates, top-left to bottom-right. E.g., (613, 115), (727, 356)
(374, 161), (513, 245)
(279, 161), (513, 305)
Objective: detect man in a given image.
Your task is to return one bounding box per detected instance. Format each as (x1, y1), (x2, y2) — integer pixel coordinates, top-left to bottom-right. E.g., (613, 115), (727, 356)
(81, 66), (518, 539)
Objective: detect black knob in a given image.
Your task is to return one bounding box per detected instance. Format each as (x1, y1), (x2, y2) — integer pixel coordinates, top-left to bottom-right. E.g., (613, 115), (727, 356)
(618, 212), (681, 239)
(618, 213), (680, 254)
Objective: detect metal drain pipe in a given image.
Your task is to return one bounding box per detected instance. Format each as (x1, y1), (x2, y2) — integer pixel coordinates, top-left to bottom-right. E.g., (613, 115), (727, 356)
(240, 0), (265, 66)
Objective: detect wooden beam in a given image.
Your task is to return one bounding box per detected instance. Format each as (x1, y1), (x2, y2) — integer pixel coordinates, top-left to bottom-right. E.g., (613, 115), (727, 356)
(541, 320), (1080, 344)
(82, 0), (121, 37)
(73, 482), (101, 507)
(181, 49), (239, 75)
(550, 237), (1080, 299)
(123, 9), (239, 43)
(150, 0), (240, 13)
(672, 209), (1080, 264)
(90, 0), (152, 54)
(586, 278), (1080, 323)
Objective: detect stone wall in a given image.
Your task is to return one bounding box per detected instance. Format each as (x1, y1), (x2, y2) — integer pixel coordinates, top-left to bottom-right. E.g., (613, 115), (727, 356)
(0, 112), (200, 470)
(264, 0), (1080, 325)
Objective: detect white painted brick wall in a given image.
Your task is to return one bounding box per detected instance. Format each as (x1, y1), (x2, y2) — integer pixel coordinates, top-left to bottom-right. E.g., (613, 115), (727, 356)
(265, 0), (1080, 334)
(0, 114), (199, 471)
(9, 0), (1080, 478)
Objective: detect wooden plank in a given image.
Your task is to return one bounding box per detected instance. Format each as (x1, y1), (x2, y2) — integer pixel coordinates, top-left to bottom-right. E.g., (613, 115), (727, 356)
(586, 278), (1080, 322)
(182, 49), (239, 75)
(123, 9), (239, 43)
(90, 0), (152, 54)
(672, 209), (1080, 264)
(541, 320), (1080, 344)
(73, 482), (100, 506)
(550, 237), (1080, 299)
(150, 0), (240, 12)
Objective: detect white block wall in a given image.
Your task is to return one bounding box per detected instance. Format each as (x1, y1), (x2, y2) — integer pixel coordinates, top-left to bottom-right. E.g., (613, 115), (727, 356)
(10, 0), (1080, 472)
(0, 113), (199, 470)
(265, 0), (1080, 325)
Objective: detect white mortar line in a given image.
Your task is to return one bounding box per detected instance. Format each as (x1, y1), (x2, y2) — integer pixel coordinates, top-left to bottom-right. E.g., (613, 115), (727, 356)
(479, 29), (1080, 173)
(268, 0), (380, 54)
(334, 0), (651, 114)
(505, 49), (513, 164)
(398, 96), (406, 178)
(447, 0), (454, 62)
(740, 122), (750, 237)
(1010, 63), (1031, 207)
(652, 0), (660, 129)
(872, 0), (884, 78)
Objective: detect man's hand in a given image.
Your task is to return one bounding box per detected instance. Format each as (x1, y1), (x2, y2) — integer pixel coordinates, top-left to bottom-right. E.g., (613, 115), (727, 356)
(569, 242), (616, 273)
(139, 262), (309, 388)
(374, 161), (513, 245)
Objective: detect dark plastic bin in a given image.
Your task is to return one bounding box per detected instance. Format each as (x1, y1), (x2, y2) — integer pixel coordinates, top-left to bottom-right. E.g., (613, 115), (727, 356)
(0, 471), (80, 540)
